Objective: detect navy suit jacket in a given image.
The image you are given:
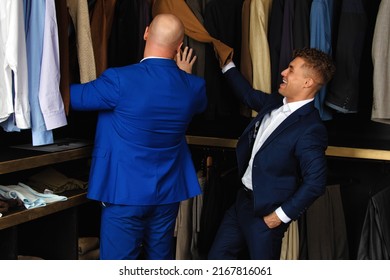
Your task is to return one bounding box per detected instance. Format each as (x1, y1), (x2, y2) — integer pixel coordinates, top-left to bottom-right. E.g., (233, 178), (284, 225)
(224, 67), (327, 220)
(70, 58), (207, 205)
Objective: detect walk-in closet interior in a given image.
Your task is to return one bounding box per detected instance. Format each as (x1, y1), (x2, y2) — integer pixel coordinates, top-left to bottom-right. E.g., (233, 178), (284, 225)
(1, 0), (389, 260)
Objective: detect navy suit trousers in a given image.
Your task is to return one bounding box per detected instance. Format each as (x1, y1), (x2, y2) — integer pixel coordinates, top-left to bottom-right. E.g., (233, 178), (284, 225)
(208, 189), (289, 260)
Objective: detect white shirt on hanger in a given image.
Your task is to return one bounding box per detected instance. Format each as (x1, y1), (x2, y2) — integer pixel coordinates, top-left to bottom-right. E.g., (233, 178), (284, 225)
(38, 0), (67, 131)
(0, 0), (30, 129)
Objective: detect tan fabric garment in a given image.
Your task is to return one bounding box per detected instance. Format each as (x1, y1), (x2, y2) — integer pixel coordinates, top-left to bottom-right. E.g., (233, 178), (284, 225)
(90, 0), (117, 77)
(78, 237), (100, 255)
(280, 220), (299, 260)
(152, 0), (233, 67)
(249, 0), (272, 95)
(79, 248), (100, 260)
(175, 198), (194, 260)
(371, 0), (390, 124)
(175, 171), (205, 260)
(67, 0), (97, 83)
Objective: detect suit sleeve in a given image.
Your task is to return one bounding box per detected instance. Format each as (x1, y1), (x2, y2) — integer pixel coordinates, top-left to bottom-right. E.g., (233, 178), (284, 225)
(281, 122), (328, 220)
(70, 68), (121, 111)
(224, 67), (267, 112)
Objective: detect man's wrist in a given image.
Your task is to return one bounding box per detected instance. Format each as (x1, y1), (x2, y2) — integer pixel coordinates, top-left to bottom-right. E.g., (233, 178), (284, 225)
(221, 61), (236, 73)
(275, 207), (291, 223)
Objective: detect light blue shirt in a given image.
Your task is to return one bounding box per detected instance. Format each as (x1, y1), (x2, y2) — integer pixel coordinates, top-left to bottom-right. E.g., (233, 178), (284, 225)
(24, 0), (54, 146)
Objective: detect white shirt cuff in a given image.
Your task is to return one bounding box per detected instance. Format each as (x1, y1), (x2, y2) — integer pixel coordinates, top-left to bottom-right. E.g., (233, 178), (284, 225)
(275, 207), (291, 223)
(221, 61), (236, 73)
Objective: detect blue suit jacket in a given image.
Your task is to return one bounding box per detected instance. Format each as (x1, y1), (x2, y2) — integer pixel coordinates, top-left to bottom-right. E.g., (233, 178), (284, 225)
(70, 58), (207, 205)
(224, 67), (327, 220)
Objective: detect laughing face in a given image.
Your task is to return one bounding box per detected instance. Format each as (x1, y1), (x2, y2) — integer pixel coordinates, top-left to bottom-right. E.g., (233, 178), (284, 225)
(278, 57), (317, 102)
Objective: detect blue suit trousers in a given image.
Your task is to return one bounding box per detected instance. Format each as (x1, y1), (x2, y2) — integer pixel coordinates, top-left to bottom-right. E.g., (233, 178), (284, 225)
(100, 202), (179, 260)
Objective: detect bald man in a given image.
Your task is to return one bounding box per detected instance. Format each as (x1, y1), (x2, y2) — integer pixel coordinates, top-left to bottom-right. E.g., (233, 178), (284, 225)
(70, 14), (207, 260)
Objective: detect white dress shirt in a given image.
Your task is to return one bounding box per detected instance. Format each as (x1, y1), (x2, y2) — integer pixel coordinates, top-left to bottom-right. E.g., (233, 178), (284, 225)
(38, 0), (67, 131)
(0, 0), (30, 129)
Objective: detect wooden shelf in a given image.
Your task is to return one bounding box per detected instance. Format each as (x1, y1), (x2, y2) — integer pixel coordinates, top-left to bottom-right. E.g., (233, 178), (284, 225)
(0, 146), (93, 175)
(0, 191), (88, 230)
(0, 145), (93, 231)
(186, 135), (390, 161)
(186, 135), (237, 149)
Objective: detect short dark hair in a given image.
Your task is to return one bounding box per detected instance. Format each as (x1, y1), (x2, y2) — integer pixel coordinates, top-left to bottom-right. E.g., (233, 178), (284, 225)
(292, 48), (336, 85)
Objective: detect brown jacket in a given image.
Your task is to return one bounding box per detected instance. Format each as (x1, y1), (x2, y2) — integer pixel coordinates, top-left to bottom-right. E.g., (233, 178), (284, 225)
(152, 0), (233, 67)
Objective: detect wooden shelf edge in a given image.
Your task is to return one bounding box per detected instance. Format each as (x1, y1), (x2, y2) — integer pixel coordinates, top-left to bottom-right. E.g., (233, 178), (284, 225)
(325, 146), (390, 161)
(0, 146), (93, 175)
(186, 135), (390, 161)
(0, 192), (89, 230)
(186, 135), (238, 149)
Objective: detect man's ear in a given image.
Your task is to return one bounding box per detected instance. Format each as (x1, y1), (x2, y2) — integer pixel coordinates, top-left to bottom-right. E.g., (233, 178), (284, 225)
(176, 42), (183, 54)
(304, 77), (314, 88)
(143, 26), (149, 41)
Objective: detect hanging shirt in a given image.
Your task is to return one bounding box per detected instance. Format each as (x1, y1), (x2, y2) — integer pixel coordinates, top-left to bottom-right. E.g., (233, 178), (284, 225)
(1, 73), (21, 132)
(24, 0), (55, 146)
(0, 0), (30, 129)
(38, 0), (67, 131)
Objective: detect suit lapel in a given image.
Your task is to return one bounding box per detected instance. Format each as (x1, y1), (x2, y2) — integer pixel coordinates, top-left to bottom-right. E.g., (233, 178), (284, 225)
(236, 101), (282, 175)
(239, 100), (281, 148)
(259, 101), (315, 152)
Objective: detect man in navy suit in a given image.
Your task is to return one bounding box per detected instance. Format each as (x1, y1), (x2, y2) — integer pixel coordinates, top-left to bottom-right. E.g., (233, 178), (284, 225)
(208, 48), (335, 259)
(70, 14), (207, 260)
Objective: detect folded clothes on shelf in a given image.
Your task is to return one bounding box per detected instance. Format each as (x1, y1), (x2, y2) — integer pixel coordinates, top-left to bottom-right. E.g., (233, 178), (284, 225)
(25, 167), (88, 194)
(0, 183), (67, 209)
(78, 237), (100, 260)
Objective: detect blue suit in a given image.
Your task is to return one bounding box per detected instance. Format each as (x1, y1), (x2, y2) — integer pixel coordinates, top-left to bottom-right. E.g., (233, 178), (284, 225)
(70, 58), (207, 259)
(209, 67), (327, 260)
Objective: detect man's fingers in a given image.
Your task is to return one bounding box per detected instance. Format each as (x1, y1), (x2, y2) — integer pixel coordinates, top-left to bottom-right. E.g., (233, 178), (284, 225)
(182, 46), (188, 59)
(190, 55), (197, 65)
(186, 48), (193, 61)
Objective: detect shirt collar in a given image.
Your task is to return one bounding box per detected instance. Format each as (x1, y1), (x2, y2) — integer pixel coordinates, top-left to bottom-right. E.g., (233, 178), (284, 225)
(284, 97), (314, 113)
(140, 56), (171, 62)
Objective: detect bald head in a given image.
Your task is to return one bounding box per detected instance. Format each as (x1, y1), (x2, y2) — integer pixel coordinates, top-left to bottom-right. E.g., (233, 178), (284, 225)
(143, 14), (185, 58)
